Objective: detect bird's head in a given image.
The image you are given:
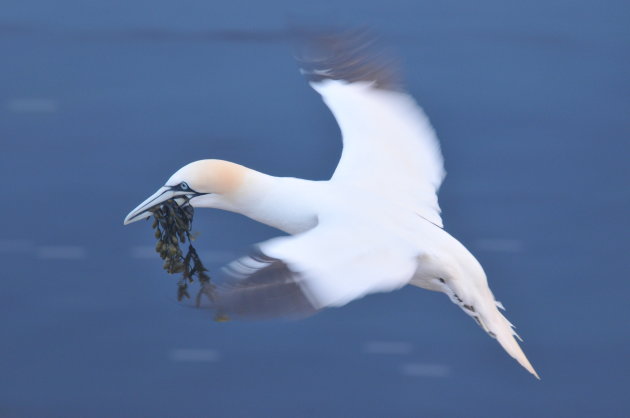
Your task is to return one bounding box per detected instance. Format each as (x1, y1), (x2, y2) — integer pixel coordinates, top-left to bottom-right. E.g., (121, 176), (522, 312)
(123, 159), (246, 225)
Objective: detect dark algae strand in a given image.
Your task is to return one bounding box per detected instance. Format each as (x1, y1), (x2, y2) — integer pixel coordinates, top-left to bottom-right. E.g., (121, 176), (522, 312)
(149, 199), (218, 310)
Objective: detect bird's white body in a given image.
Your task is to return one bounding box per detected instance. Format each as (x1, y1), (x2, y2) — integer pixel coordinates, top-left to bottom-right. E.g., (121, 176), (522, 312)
(125, 35), (539, 378)
(192, 168), (537, 378)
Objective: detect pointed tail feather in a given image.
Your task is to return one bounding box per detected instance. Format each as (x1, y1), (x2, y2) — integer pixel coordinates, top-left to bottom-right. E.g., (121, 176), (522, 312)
(491, 310), (540, 379)
(439, 280), (539, 378)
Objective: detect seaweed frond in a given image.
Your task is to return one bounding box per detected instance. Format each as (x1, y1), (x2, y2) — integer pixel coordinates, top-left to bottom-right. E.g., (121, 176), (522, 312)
(149, 200), (215, 304)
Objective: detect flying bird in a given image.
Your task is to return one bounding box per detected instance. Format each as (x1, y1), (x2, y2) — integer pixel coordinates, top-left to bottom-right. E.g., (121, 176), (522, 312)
(124, 31), (539, 378)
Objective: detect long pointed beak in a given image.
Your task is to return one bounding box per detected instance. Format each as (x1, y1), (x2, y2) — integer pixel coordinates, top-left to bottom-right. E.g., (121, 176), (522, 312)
(124, 186), (177, 225)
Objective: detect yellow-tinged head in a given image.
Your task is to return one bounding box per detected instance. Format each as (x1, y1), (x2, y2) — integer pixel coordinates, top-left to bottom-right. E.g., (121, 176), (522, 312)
(123, 159), (247, 225)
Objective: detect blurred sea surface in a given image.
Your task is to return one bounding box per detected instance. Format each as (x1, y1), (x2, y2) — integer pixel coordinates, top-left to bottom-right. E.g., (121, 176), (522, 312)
(1, 1), (629, 417)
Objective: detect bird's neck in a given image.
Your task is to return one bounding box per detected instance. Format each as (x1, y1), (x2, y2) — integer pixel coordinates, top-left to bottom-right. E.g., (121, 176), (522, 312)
(192, 166), (320, 235)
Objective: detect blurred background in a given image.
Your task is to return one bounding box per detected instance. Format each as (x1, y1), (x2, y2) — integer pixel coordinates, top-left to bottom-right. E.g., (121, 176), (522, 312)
(1, 1), (629, 417)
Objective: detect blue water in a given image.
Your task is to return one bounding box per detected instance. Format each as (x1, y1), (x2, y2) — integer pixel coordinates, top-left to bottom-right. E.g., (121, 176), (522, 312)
(1, 1), (629, 417)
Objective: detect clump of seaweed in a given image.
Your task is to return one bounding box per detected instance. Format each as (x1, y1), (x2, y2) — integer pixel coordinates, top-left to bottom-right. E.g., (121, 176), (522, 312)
(149, 199), (214, 305)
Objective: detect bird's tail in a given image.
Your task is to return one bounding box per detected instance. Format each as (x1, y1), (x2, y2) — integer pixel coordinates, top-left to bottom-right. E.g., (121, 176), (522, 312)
(484, 303), (539, 379)
(439, 280), (540, 379)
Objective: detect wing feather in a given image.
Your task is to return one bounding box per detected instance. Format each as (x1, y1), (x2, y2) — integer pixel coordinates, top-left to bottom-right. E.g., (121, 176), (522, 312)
(213, 217), (419, 319)
(300, 31), (446, 227)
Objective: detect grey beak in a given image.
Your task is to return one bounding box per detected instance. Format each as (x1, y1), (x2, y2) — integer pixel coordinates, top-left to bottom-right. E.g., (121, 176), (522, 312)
(124, 186), (177, 225)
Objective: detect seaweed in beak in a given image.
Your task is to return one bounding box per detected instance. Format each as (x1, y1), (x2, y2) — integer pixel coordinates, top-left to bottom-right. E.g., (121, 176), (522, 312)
(125, 195), (222, 319)
(149, 199), (216, 305)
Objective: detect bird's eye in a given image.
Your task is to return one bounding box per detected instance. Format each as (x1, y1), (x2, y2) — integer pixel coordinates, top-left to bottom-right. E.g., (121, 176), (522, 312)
(180, 182), (189, 191)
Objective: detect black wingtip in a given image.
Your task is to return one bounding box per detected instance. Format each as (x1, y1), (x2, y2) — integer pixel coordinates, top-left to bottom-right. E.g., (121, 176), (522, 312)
(208, 251), (319, 320)
(295, 28), (402, 90)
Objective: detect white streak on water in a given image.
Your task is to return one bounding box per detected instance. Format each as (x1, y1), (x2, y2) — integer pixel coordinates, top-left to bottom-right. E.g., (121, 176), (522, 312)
(170, 349), (220, 362)
(474, 238), (524, 253)
(36, 246), (86, 260)
(6, 98), (58, 113)
(363, 341), (413, 355)
(400, 363), (451, 378)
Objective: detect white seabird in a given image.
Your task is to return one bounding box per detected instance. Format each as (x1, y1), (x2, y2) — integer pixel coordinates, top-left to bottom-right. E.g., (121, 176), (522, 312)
(124, 32), (539, 378)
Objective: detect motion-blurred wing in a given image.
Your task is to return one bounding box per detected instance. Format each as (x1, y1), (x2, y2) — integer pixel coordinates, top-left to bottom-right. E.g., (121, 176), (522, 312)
(214, 216), (419, 319)
(300, 31), (446, 227)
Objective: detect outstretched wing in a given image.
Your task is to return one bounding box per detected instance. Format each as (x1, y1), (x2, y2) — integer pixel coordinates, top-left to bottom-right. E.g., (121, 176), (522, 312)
(300, 31), (446, 227)
(212, 216), (419, 319)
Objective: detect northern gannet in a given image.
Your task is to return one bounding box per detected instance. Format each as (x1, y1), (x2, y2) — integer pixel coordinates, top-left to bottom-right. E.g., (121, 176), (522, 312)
(124, 32), (539, 378)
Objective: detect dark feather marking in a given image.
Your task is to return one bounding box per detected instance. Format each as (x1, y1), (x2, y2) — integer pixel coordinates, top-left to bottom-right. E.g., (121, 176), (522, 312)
(297, 29), (402, 90)
(213, 251), (319, 320)
(472, 316), (483, 328)
(440, 280), (499, 340)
